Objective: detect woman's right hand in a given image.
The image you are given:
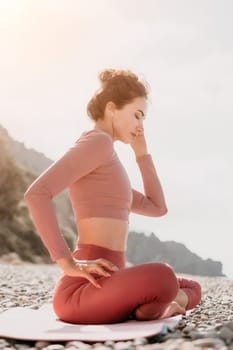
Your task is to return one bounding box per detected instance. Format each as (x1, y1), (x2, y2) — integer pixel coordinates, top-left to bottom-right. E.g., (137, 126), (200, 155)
(56, 256), (119, 288)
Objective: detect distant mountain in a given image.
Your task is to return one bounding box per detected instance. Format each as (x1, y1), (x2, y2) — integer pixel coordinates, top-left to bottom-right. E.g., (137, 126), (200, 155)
(0, 125), (51, 174)
(127, 232), (224, 277)
(0, 124), (225, 276)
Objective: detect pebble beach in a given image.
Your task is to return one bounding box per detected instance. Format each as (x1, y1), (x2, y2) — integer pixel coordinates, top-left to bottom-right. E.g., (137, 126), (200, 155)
(0, 260), (233, 350)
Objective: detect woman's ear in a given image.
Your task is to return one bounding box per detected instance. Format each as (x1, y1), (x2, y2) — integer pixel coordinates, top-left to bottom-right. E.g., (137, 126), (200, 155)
(106, 101), (116, 114)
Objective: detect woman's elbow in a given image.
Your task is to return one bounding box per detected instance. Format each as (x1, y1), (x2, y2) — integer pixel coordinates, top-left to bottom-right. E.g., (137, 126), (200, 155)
(24, 188), (33, 203)
(154, 206), (168, 217)
(24, 184), (42, 202)
(24, 183), (53, 203)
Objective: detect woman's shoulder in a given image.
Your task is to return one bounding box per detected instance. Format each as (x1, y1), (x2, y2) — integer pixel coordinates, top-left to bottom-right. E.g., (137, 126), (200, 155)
(76, 129), (113, 146)
(71, 129), (114, 159)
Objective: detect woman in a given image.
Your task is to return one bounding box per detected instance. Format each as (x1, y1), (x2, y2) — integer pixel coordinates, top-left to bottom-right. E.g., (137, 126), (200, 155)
(24, 69), (201, 324)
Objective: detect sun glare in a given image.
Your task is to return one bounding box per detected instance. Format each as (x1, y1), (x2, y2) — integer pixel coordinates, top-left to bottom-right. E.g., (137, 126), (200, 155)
(0, 0), (23, 24)
(0, 0), (19, 10)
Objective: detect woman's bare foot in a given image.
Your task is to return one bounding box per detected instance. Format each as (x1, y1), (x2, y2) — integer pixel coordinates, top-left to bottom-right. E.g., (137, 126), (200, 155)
(159, 301), (186, 319)
(134, 298), (186, 321)
(135, 308), (161, 321)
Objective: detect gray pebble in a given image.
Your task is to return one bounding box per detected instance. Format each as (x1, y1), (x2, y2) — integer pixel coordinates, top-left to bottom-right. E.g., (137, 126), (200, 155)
(133, 338), (147, 346)
(14, 346), (30, 350)
(179, 342), (196, 350)
(114, 341), (133, 349)
(219, 325), (233, 344)
(207, 310), (216, 317)
(136, 345), (165, 350)
(44, 345), (64, 350)
(35, 342), (49, 349)
(182, 323), (196, 333)
(189, 330), (218, 340)
(66, 341), (91, 349)
(160, 339), (193, 350)
(225, 320), (233, 331)
(177, 320), (187, 329)
(192, 337), (226, 347)
(200, 315), (209, 321)
(93, 344), (106, 349)
(103, 341), (115, 348)
(0, 340), (10, 350)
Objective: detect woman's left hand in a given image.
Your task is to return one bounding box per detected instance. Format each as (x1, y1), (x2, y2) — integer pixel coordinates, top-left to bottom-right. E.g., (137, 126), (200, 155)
(130, 128), (148, 158)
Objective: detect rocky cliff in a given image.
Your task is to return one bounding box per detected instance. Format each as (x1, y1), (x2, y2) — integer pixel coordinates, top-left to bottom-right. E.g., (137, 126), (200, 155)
(127, 232), (224, 277)
(0, 124), (77, 234)
(0, 125), (76, 263)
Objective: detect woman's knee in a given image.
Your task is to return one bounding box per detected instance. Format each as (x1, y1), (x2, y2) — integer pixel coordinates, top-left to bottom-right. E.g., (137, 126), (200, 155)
(186, 280), (202, 309)
(178, 278), (202, 309)
(154, 262), (179, 300)
(136, 262), (179, 302)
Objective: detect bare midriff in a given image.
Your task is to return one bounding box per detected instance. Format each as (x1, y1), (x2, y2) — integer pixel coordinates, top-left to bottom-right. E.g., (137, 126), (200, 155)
(76, 217), (128, 252)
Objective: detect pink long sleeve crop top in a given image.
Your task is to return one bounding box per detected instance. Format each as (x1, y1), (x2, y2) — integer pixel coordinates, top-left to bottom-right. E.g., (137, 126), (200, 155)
(24, 129), (167, 261)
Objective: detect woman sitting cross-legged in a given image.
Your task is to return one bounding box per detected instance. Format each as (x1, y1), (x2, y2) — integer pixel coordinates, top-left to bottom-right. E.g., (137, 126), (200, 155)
(24, 68), (201, 324)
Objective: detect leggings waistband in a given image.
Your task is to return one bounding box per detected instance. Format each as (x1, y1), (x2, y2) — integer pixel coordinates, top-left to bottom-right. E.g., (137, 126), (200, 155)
(72, 243), (126, 269)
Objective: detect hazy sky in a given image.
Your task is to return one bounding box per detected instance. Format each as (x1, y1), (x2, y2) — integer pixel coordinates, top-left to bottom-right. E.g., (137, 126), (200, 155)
(0, 0), (232, 277)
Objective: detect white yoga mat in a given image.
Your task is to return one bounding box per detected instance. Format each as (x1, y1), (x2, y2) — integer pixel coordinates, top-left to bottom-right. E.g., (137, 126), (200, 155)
(0, 304), (182, 341)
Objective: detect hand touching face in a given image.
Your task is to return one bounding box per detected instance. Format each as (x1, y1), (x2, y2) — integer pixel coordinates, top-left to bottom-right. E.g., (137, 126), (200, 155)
(111, 97), (147, 144)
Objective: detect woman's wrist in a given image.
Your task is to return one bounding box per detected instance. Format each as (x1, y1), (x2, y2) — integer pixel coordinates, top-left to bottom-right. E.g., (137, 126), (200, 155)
(135, 152), (149, 160)
(56, 255), (76, 271)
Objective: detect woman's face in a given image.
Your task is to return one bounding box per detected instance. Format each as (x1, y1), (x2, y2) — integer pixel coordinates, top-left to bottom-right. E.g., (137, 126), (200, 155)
(112, 96), (147, 143)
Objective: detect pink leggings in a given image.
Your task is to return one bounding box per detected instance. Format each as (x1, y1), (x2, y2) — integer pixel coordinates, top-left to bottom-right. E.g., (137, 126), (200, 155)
(53, 243), (202, 324)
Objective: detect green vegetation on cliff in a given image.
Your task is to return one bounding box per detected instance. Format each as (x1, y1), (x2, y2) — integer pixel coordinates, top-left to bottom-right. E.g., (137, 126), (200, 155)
(0, 133), (75, 263)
